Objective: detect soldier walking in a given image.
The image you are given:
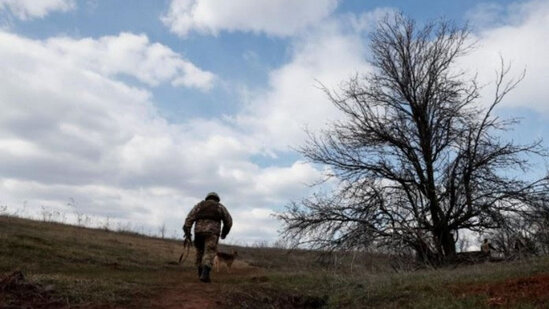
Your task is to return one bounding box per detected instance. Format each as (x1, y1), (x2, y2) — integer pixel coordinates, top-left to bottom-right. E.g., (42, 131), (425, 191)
(481, 238), (496, 257)
(183, 192), (232, 283)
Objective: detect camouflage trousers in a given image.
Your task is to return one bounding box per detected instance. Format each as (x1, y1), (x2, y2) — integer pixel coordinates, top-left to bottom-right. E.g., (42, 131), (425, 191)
(194, 233), (218, 268)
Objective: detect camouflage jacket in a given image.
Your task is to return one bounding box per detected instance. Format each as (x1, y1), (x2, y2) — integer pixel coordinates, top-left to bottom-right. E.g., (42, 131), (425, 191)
(183, 200), (232, 237)
(481, 242), (495, 254)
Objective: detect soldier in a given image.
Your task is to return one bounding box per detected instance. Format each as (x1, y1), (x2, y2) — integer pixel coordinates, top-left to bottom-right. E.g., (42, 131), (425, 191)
(480, 238), (496, 256)
(183, 192), (232, 283)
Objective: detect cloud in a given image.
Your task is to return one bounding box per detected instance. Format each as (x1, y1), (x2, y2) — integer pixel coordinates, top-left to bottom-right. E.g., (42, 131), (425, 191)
(465, 2), (507, 29)
(161, 0), (339, 37)
(44, 32), (216, 90)
(3, 1), (547, 245)
(346, 7), (395, 33)
(231, 17), (373, 151)
(228, 0), (549, 157)
(0, 30), (321, 243)
(219, 1), (549, 242)
(0, 0), (74, 20)
(460, 0), (549, 113)
(229, 208), (279, 244)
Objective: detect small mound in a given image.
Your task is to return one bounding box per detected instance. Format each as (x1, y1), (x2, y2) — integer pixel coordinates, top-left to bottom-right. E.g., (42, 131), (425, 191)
(224, 287), (327, 309)
(0, 270), (64, 308)
(451, 273), (549, 307)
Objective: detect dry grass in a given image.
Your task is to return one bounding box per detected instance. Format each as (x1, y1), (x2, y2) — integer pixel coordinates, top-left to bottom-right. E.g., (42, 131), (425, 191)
(0, 215), (191, 306)
(1, 215), (549, 308)
(219, 257), (549, 308)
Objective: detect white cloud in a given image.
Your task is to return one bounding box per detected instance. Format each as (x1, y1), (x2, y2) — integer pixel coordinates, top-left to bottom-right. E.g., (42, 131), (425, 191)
(161, 0), (339, 37)
(466, 2), (507, 29)
(346, 7), (395, 33)
(253, 162), (320, 198)
(228, 208), (279, 244)
(231, 18), (373, 151)
(45, 32), (216, 90)
(4, 1), (547, 245)
(219, 0), (549, 242)
(460, 0), (549, 113)
(229, 0), (549, 158)
(0, 0), (74, 20)
(0, 30), (321, 244)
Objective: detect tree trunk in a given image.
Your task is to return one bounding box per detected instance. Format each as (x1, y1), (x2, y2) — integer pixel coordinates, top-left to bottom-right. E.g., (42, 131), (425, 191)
(441, 229), (456, 257)
(432, 226), (457, 262)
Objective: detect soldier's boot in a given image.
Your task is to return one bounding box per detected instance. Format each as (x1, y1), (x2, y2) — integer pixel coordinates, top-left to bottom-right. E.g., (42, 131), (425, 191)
(197, 266), (202, 278)
(199, 265), (211, 283)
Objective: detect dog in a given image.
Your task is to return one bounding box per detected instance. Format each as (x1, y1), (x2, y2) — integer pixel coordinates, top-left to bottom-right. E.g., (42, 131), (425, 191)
(214, 250), (238, 273)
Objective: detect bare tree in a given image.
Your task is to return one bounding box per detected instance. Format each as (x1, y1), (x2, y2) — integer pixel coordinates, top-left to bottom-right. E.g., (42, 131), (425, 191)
(278, 13), (549, 264)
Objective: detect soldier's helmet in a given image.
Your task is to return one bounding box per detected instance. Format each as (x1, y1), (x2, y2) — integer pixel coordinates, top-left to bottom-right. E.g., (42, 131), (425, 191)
(205, 192), (220, 202)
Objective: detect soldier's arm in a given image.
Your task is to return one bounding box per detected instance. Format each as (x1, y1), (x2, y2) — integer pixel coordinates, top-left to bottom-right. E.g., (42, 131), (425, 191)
(183, 204), (200, 237)
(219, 204), (232, 239)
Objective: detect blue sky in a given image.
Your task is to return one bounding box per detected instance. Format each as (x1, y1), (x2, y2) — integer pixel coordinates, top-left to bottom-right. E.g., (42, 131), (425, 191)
(0, 0), (548, 243)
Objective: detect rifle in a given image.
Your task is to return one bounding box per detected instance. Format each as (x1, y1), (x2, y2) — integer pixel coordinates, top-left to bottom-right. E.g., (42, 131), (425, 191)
(178, 236), (192, 264)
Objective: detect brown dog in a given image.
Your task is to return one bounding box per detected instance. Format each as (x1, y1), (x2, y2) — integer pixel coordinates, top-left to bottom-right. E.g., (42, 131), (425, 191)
(214, 250), (238, 273)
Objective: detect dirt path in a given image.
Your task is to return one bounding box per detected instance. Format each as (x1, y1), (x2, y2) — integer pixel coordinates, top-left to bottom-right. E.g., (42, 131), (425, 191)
(148, 280), (220, 309)
(145, 261), (257, 309)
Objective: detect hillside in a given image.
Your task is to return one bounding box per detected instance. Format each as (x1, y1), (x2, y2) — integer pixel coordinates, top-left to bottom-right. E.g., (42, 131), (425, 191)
(1, 215), (548, 308)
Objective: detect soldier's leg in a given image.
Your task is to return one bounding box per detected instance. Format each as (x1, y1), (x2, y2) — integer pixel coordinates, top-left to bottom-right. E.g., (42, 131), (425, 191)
(203, 234), (219, 268)
(199, 234), (218, 283)
(194, 234), (205, 267)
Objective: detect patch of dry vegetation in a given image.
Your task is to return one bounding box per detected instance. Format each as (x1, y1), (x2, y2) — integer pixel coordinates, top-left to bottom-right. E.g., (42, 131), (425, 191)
(1, 215), (549, 308)
(219, 256), (549, 308)
(0, 215), (190, 307)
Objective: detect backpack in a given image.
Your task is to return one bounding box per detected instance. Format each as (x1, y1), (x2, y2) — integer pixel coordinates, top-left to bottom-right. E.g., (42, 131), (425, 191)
(195, 200), (223, 221)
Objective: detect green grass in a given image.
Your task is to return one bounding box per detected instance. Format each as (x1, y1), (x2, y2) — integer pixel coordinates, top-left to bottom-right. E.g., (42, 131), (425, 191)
(1, 215), (548, 308)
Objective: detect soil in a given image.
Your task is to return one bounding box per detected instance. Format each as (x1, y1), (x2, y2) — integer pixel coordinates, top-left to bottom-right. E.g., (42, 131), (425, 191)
(144, 261), (259, 309)
(142, 260), (326, 309)
(0, 270), (65, 309)
(146, 279), (221, 309)
(222, 288), (327, 309)
(451, 273), (549, 307)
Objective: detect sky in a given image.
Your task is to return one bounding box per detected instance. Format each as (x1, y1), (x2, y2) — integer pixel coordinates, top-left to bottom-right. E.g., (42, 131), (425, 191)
(0, 0), (548, 244)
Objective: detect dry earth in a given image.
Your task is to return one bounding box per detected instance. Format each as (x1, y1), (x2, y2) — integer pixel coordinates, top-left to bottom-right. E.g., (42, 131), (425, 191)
(145, 261), (256, 309)
(452, 273), (549, 308)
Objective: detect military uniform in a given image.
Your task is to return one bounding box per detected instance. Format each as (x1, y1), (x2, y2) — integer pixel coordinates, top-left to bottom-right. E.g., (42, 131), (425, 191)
(183, 192), (232, 282)
(481, 239), (495, 256)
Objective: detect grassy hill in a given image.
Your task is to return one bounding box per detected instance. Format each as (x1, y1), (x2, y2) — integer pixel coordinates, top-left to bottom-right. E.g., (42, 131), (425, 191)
(1, 215), (548, 308)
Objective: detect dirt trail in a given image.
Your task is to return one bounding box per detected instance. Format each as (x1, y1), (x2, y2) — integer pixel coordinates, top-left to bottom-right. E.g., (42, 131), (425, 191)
(145, 261), (257, 309)
(147, 280), (220, 309)
(0, 263), (255, 309)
